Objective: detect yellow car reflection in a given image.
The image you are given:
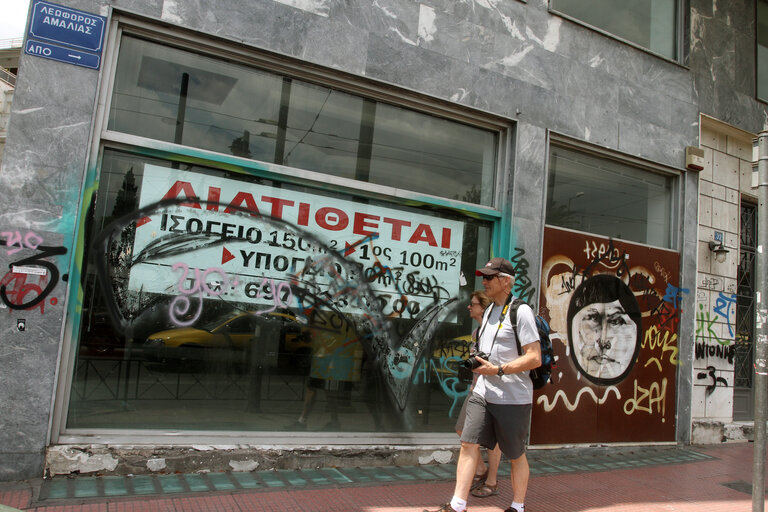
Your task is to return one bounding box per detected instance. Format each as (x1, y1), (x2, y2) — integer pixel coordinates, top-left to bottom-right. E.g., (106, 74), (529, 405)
(144, 310), (309, 370)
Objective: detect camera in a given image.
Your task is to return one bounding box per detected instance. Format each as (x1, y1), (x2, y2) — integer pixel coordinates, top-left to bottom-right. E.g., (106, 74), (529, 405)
(457, 351), (488, 383)
(460, 351), (489, 370)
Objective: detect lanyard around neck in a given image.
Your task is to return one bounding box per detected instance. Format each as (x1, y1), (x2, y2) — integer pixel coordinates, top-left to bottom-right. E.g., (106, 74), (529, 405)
(476, 293), (513, 353)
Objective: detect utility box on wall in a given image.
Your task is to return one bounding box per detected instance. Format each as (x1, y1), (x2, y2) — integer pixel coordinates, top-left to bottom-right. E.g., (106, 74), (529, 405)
(685, 146), (705, 171)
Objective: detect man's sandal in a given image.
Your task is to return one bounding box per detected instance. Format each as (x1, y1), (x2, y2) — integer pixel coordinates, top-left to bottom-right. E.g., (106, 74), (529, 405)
(471, 482), (499, 498)
(470, 471), (487, 491)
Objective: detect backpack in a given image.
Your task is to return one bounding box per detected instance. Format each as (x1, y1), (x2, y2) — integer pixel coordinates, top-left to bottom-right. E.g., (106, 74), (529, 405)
(509, 298), (555, 389)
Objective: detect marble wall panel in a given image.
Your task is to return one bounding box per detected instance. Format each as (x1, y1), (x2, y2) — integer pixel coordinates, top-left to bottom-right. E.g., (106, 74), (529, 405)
(0, 230), (68, 479)
(507, 123), (546, 291)
(445, 0), (530, 39)
(639, 59), (696, 105)
(109, 0), (163, 18)
(582, 103), (620, 148)
(0, 453), (43, 481)
(1, 56), (97, 235)
(415, 6), (497, 65)
(328, 0), (419, 41)
(616, 113), (693, 169)
(299, 18), (369, 74)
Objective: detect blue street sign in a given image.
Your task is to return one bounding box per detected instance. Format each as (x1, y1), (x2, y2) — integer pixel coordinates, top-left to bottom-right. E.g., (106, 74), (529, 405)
(25, 40), (101, 70)
(27, 0), (106, 53)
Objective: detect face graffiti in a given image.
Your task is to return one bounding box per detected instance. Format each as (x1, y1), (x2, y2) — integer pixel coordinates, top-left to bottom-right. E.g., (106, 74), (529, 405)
(533, 227), (684, 445)
(567, 273), (642, 386)
(571, 299), (637, 380)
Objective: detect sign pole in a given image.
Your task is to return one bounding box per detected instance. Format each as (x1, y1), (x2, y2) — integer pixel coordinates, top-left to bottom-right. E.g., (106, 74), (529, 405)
(753, 131), (768, 512)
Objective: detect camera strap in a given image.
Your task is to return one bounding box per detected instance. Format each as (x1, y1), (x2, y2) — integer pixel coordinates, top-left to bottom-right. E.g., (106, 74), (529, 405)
(475, 292), (514, 355)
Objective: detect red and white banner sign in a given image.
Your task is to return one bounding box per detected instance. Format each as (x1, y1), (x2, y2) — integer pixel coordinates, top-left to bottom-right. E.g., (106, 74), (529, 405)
(127, 165), (464, 317)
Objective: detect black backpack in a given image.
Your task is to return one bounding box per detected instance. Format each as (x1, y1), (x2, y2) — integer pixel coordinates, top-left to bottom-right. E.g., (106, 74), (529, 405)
(509, 298), (555, 389)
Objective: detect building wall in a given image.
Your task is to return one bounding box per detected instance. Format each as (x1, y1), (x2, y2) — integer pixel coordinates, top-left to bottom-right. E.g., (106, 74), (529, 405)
(0, 0), (765, 480)
(691, 116), (757, 442)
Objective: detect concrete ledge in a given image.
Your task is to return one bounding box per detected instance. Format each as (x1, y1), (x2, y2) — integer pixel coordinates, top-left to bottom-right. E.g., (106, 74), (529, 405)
(691, 419), (753, 444)
(45, 445), (462, 477)
(46, 430), (752, 478)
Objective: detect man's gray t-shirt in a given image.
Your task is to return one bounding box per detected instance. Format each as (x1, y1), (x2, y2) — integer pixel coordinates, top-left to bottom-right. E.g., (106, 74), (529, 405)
(472, 301), (539, 405)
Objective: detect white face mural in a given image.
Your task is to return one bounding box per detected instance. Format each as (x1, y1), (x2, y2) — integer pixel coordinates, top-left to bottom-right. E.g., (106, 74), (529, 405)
(567, 274), (641, 385)
(571, 298), (637, 381)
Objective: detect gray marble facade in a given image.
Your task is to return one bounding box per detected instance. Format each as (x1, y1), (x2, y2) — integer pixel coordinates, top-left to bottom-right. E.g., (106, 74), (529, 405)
(0, 0), (765, 480)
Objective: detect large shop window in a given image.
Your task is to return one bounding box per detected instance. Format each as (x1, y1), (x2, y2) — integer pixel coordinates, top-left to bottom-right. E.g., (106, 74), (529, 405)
(69, 150), (493, 433)
(550, 0), (677, 60)
(70, 32), (502, 436)
(545, 145), (676, 248)
(107, 36), (497, 206)
(758, 0), (768, 102)
(70, 51), (498, 433)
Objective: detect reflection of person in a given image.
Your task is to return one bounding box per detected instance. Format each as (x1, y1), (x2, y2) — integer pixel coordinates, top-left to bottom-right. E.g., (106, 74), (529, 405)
(567, 274), (641, 384)
(290, 309), (361, 430)
(453, 290), (502, 498)
(426, 258), (541, 512)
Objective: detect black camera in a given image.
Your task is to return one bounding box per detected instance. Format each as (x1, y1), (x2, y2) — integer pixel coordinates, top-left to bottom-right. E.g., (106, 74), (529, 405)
(460, 351), (489, 370)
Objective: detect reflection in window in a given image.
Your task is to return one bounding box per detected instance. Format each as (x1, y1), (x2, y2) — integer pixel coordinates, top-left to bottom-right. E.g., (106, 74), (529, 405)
(546, 146), (676, 248)
(108, 37), (497, 206)
(550, 0), (677, 60)
(67, 149), (493, 433)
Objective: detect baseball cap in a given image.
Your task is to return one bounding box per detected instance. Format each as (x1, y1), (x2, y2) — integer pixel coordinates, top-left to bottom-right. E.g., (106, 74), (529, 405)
(475, 257), (515, 277)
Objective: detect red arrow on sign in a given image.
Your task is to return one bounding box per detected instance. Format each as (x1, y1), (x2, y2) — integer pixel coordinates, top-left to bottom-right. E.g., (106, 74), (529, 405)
(222, 247), (235, 264)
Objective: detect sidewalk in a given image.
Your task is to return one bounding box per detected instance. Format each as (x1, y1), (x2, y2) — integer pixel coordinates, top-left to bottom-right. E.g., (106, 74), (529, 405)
(0, 443), (764, 511)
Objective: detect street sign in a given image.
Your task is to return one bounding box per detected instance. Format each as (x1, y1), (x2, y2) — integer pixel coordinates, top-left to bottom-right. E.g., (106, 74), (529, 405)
(25, 0), (106, 70)
(25, 40), (100, 70)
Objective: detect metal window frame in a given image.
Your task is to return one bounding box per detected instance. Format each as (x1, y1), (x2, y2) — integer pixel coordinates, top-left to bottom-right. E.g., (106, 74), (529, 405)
(545, 133), (682, 252)
(548, 0), (687, 65)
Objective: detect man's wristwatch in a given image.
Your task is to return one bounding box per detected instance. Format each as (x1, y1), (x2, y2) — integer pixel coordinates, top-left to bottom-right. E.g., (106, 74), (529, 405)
(497, 365), (505, 376)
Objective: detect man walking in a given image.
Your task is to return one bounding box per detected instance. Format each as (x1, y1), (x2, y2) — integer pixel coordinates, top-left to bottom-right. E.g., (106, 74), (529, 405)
(425, 257), (541, 512)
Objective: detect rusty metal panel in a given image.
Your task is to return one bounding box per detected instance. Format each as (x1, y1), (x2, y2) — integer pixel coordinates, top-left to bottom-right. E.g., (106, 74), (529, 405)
(532, 227), (681, 444)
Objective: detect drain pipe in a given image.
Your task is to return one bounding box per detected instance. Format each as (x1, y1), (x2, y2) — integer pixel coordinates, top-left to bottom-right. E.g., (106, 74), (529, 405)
(753, 131), (768, 512)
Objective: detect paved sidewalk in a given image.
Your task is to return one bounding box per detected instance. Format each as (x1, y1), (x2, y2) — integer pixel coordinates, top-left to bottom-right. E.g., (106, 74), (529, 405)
(0, 443), (765, 511)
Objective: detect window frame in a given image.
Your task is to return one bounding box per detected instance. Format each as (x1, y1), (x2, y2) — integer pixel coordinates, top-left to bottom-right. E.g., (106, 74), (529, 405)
(545, 133), (682, 251)
(548, 0), (686, 64)
(101, 17), (511, 213)
(51, 12), (515, 446)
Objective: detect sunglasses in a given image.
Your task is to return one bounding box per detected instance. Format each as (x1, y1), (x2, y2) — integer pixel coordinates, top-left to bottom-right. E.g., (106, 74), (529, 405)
(481, 275), (498, 281)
